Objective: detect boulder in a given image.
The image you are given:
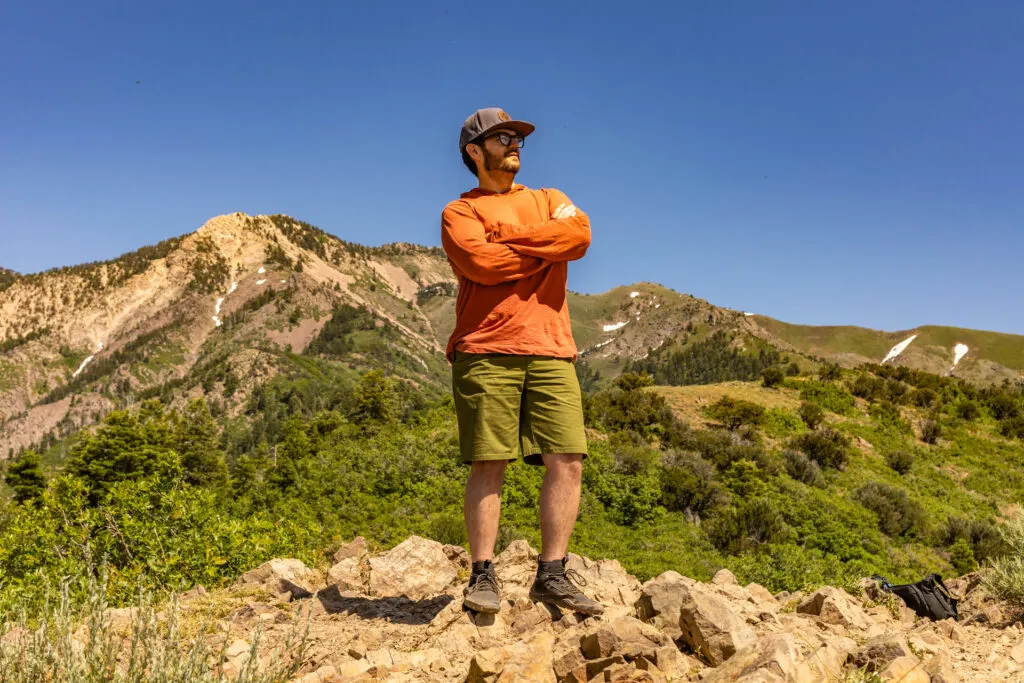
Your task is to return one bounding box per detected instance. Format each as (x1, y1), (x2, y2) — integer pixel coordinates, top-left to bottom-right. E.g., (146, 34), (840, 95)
(444, 544), (471, 573)
(552, 649), (588, 682)
(634, 571), (696, 639)
(676, 582), (758, 665)
(701, 633), (809, 683)
(846, 634), (910, 672)
(745, 583), (778, 610)
(235, 558), (316, 599)
(326, 557), (365, 592)
(578, 616), (669, 660)
(879, 655), (928, 683)
(566, 553), (643, 607)
(332, 536), (368, 563)
(367, 536), (458, 600)
(923, 650), (959, 683)
(711, 568), (740, 587)
(796, 587), (871, 630)
(465, 633), (556, 682)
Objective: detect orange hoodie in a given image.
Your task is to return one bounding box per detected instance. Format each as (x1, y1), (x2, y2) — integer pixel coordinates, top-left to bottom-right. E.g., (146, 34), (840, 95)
(440, 184), (591, 362)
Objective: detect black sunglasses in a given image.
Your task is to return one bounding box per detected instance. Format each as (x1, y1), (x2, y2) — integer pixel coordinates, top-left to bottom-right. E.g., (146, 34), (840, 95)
(484, 132), (525, 148)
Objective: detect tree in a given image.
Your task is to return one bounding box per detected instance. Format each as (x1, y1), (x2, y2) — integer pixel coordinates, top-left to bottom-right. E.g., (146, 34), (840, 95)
(615, 372), (654, 392)
(706, 396), (765, 431)
(175, 399), (228, 489)
(786, 362), (801, 377)
(352, 370), (398, 424)
(5, 451), (45, 504)
(818, 363), (842, 381)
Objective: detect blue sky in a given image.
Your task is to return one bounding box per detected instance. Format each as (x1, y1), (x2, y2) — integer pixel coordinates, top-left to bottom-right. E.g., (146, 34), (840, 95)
(2, 1), (1022, 334)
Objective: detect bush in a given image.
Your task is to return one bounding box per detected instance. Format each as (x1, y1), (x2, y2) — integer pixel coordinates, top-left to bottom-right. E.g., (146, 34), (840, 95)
(705, 396), (765, 432)
(936, 516), (1004, 564)
(799, 381), (857, 416)
(949, 537), (976, 574)
(985, 512), (1024, 606)
(911, 388), (938, 409)
(4, 451), (46, 504)
(786, 362), (801, 377)
(849, 374), (886, 402)
(885, 450), (914, 475)
(659, 450), (727, 518)
(707, 498), (789, 554)
(870, 402), (912, 435)
(956, 400), (982, 421)
(920, 418), (942, 444)
(789, 428), (852, 470)
(853, 482), (926, 537)
(1001, 416), (1024, 440)
(797, 401), (825, 430)
(761, 366), (785, 388)
(783, 449), (823, 487)
(761, 409), (804, 438)
(989, 394), (1021, 421)
(818, 363), (842, 381)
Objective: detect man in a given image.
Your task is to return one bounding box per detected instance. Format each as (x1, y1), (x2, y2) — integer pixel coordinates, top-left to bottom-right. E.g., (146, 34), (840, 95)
(439, 108), (602, 616)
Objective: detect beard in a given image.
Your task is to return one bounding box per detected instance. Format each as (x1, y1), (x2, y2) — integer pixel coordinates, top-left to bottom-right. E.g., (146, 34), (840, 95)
(484, 148), (520, 174)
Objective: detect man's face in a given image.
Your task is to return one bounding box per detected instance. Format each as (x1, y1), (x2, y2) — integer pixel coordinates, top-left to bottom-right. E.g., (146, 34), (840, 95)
(478, 129), (521, 175)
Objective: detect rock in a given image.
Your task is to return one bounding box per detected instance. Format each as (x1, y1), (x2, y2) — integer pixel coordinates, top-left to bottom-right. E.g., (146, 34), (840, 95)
(367, 535), (458, 600)
(701, 633), (809, 683)
(923, 650), (958, 682)
(292, 666), (344, 683)
(332, 536), (368, 563)
(235, 558), (316, 599)
(846, 634), (911, 672)
(221, 639), (257, 678)
(676, 582), (758, 666)
(180, 584), (209, 603)
(634, 571), (696, 640)
(930, 618), (965, 644)
(879, 654), (928, 682)
(444, 544), (471, 573)
(326, 557), (364, 592)
(796, 587), (871, 630)
(494, 540), (541, 599)
(745, 583), (778, 609)
(579, 617), (669, 660)
(553, 649), (589, 682)
(1011, 639), (1024, 664)
(466, 634), (556, 682)
(711, 568), (740, 587)
(566, 553), (643, 607)
(586, 655), (626, 680)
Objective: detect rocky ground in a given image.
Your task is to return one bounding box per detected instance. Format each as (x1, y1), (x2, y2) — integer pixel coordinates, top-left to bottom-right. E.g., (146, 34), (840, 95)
(159, 536), (1019, 682)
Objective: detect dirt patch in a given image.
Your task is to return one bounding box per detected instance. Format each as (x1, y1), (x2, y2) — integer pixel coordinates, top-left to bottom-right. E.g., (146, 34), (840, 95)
(266, 317), (329, 354)
(653, 381), (802, 428)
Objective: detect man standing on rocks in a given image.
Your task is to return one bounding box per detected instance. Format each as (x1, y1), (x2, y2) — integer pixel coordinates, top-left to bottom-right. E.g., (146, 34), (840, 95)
(440, 108), (603, 616)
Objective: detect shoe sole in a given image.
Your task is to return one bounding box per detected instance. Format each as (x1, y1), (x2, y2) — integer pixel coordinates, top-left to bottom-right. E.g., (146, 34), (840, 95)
(528, 590), (605, 616)
(463, 597), (501, 614)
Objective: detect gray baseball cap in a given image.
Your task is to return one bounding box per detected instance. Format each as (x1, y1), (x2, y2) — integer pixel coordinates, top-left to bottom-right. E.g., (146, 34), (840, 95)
(459, 108), (535, 153)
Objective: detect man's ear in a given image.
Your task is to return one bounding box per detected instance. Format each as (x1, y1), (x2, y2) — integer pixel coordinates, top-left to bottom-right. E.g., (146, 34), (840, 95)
(467, 142), (483, 164)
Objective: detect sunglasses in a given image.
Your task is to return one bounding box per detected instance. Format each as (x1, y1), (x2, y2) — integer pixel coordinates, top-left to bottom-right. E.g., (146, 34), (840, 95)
(485, 132), (525, 148)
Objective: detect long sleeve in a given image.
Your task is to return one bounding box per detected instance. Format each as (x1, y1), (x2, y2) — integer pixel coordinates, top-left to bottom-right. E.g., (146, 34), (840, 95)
(488, 188), (591, 262)
(440, 201), (550, 286)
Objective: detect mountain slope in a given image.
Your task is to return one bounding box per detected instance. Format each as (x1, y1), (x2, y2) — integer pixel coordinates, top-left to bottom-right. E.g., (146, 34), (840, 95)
(1, 213), (1021, 455)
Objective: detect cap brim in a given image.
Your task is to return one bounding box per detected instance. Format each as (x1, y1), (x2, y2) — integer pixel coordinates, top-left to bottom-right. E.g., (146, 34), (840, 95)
(475, 120), (536, 142)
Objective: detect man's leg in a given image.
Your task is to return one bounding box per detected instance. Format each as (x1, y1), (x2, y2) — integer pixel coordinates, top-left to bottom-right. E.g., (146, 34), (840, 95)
(464, 459), (508, 562)
(538, 452), (583, 561)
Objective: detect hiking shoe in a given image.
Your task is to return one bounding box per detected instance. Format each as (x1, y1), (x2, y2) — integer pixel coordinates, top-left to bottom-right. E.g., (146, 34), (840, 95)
(529, 558), (605, 615)
(463, 569), (502, 614)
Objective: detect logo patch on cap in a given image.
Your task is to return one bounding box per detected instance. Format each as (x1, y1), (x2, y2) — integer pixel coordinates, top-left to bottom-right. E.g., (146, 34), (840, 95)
(497, 111), (511, 122)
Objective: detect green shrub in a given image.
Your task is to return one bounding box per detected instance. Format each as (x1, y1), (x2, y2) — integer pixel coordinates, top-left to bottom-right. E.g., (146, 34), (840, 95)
(956, 400), (982, 421)
(782, 450), (823, 487)
(911, 388), (938, 409)
(659, 450), (727, 518)
(920, 418), (942, 445)
(853, 482), (925, 537)
(786, 362), (801, 377)
(4, 451), (46, 504)
(869, 402), (912, 435)
(885, 450), (914, 475)
(984, 512), (1024, 607)
(789, 428), (852, 470)
(797, 401), (825, 430)
(761, 366), (785, 388)
(849, 374), (886, 402)
(799, 380), (857, 416)
(949, 537), (976, 574)
(707, 498), (789, 554)
(761, 409), (804, 438)
(705, 396), (765, 432)
(1001, 416), (1024, 440)
(936, 516), (1005, 563)
(818, 363), (842, 381)
(989, 394), (1021, 421)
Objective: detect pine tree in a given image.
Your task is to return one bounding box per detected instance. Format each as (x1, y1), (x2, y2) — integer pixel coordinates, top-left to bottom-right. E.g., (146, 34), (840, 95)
(175, 399), (228, 489)
(5, 450), (46, 504)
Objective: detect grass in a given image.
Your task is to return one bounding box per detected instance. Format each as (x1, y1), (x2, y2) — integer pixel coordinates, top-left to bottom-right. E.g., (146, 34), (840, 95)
(653, 381), (800, 427)
(0, 571), (311, 682)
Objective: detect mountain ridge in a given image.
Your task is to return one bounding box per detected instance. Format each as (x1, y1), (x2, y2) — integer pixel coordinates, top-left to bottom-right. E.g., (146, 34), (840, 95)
(1, 212), (1021, 455)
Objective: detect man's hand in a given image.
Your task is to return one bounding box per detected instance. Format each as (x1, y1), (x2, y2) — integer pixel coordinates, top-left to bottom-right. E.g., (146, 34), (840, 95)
(552, 203), (578, 219)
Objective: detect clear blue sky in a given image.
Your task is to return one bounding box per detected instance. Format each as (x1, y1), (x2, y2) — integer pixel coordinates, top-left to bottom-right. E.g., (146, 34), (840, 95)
(2, 1), (1022, 334)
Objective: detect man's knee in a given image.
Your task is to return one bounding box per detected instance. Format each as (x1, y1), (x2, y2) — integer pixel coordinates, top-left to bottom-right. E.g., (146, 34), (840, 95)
(542, 453), (583, 478)
(469, 459), (509, 483)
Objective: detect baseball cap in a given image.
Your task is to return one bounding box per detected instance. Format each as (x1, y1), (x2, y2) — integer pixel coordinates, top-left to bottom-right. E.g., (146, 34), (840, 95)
(459, 108), (535, 153)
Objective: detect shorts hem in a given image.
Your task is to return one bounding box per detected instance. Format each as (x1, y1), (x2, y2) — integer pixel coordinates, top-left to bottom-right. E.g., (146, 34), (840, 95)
(461, 453), (518, 464)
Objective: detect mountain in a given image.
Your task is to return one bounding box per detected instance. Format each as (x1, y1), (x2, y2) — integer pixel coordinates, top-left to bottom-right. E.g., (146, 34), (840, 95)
(1, 212), (1021, 455)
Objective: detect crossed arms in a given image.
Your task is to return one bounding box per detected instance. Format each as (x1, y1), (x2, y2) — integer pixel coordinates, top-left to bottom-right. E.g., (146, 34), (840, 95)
(440, 189), (592, 286)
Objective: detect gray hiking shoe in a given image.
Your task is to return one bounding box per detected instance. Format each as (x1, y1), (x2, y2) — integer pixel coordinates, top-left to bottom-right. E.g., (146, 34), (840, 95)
(463, 569), (502, 614)
(529, 559), (605, 615)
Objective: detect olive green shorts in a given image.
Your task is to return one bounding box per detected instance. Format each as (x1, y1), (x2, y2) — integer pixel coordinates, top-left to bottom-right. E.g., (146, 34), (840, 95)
(451, 351), (588, 465)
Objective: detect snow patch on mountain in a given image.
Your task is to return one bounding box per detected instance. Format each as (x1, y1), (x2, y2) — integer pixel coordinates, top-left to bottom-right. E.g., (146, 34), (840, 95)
(630, 291), (640, 298)
(256, 279), (266, 285)
(211, 282), (238, 328)
(258, 266), (266, 274)
(603, 321), (628, 332)
(71, 340), (104, 379)
(881, 335), (917, 364)
(950, 343), (970, 373)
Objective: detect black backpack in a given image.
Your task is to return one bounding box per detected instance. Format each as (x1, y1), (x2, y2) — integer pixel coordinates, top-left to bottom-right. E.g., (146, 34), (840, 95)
(873, 574), (959, 621)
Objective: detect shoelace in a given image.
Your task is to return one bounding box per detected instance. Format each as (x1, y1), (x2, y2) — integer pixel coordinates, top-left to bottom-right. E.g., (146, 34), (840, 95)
(470, 571), (502, 593)
(546, 568), (589, 595)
